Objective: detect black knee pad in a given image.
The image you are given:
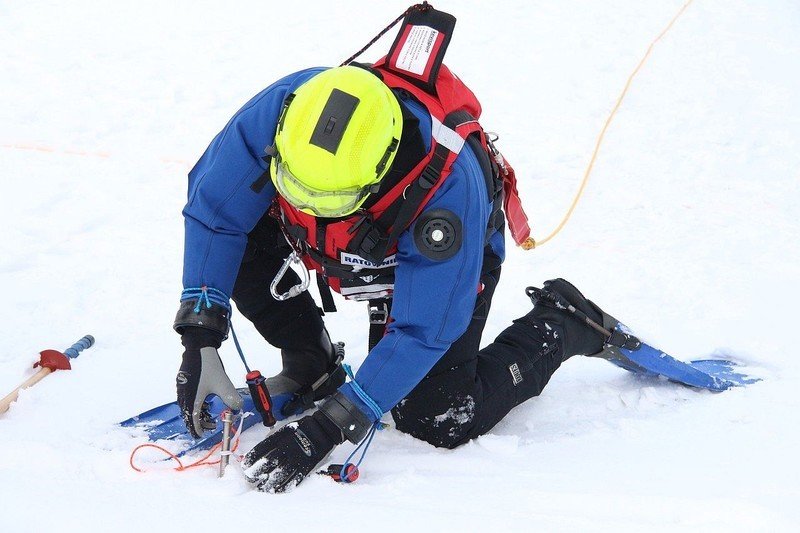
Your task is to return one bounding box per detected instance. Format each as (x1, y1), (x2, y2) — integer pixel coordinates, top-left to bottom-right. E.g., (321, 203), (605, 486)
(392, 405), (471, 449)
(391, 368), (478, 449)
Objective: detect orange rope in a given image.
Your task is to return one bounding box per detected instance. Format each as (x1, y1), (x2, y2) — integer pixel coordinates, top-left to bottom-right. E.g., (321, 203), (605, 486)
(533, 0), (695, 247)
(1, 143), (190, 166)
(129, 427), (241, 473)
(1, 143), (110, 158)
(5, 1), (695, 249)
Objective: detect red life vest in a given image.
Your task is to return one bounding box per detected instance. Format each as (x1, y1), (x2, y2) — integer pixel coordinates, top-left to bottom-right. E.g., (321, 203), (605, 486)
(274, 58), (501, 303)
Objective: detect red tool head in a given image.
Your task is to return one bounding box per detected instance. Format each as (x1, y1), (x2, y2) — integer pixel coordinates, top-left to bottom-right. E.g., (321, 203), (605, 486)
(34, 350), (71, 371)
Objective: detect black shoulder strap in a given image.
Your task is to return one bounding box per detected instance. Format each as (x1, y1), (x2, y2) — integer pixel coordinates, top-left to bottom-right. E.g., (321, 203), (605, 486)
(351, 141), (450, 265)
(463, 131), (505, 242)
(350, 108), (476, 264)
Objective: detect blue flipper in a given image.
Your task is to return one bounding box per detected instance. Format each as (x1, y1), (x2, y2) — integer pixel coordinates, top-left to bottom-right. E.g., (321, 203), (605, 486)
(119, 389), (300, 455)
(597, 324), (760, 391)
(684, 359), (760, 387)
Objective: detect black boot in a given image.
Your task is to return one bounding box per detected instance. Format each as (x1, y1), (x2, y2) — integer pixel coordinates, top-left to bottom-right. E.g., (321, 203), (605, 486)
(267, 329), (346, 417)
(270, 328), (335, 391)
(521, 278), (629, 359)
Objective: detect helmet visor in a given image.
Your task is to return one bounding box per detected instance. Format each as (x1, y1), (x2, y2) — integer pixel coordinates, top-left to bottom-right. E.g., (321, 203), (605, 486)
(272, 158), (374, 218)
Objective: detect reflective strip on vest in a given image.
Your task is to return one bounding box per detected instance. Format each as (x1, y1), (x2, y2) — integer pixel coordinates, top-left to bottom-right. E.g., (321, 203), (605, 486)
(431, 115), (465, 154)
(339, 283), (395, 301)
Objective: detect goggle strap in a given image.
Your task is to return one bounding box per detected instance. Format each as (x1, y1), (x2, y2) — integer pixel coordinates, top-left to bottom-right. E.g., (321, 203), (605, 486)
(277, 93), (296, 133)
(375, 137), (400, 176)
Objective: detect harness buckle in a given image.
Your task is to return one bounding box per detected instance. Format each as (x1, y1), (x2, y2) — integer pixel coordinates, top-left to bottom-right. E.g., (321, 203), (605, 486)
(359, 227), (381, 253)
(419, 165), (439, 190)
(368, 301), (389, 324)
(356, 227), (388, 266)
(270, 251), (311, 301)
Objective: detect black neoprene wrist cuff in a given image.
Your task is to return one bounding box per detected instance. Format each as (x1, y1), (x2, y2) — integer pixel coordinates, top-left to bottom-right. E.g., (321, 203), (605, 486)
(318, 391), (373, 444)
(181, 326), (223, 351)
(173, 299), (230, 339)
(310, 409), (346, 445)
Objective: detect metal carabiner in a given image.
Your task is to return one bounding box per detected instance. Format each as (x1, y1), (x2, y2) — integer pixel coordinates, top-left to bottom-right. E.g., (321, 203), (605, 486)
(485, 131), (509, 176)
(270, 251), (311, 301)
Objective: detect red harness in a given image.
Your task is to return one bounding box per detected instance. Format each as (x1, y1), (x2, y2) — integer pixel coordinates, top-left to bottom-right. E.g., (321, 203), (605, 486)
(275, 60), (532, 305)
(275, 60), (502, 300)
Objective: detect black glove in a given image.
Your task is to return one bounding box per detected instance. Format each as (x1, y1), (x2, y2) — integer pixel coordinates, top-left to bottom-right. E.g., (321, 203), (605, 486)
(242, 391), (374, 492)
(176, 327), (243, 438)
(242, 410), (344, 493)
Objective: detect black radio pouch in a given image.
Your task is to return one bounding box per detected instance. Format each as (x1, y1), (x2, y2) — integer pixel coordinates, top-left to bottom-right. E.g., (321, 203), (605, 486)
(383, 5), (457, 95)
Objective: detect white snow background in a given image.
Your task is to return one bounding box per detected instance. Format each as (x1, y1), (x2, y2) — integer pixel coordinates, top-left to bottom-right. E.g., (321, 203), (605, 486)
(1, 0), (799, 531)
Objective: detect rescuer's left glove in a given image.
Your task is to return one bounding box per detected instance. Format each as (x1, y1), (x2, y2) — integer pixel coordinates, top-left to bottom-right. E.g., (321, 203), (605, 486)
(242, 391), (373, 493)
(242, 410), (342, 493)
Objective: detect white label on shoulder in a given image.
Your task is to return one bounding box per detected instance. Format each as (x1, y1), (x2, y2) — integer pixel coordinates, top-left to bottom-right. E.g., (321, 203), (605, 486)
(340, 252), (397, 270)
(431, 115), (465, 154)
(395, 25), (439, 75)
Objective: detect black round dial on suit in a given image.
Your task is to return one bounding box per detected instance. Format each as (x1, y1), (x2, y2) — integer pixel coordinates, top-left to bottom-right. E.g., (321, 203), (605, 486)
(414, 208), (463, 261)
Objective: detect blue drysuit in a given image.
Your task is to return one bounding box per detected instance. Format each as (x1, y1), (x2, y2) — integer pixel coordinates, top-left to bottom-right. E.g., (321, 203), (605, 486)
(181, 68), (505, 423)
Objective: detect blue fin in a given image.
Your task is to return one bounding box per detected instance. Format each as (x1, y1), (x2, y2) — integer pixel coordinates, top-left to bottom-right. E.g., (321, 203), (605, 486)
(597, 324), (760, 391)
(119, 390), (300, 456)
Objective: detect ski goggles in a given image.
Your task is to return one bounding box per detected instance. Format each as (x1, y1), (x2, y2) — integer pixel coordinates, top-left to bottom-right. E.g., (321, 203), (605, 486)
(271, 156), (381, 218)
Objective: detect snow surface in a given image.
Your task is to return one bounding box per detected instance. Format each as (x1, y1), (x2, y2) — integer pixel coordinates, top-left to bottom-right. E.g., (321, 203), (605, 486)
(2, 0), (799, 530)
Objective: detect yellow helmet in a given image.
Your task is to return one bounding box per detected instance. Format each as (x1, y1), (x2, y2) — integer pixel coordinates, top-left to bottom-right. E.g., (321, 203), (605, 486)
(271, 66), (403, 217)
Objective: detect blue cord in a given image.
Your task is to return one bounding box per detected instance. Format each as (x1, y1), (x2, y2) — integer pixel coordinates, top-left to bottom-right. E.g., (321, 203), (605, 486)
(340, 422), (380, 482)
(230, 322), (251, 373)
(339, 363), (384, 482)
(181, 286), (231, 313)
(181, 287), (251, 373)
(342, 364), (382, 420)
